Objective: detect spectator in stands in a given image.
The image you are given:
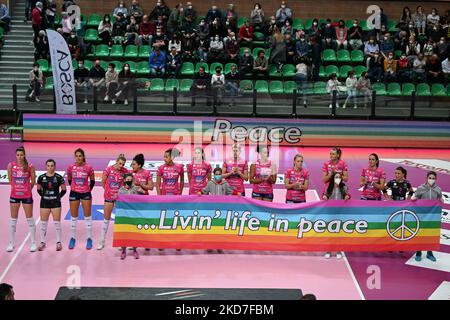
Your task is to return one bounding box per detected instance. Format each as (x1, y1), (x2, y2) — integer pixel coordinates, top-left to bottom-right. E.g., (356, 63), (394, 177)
(396, 30), (409, 54)
(153, 26), (168, 50)
(191, 65), (211, 106)
(104, 63), (119, 103)
(0, 283), (14, 300)
(267, 16), (277, 36)
(378, 7), (388, 30)
(251, 3), (265, 30)
(382, 51), (397, 83)
(296, 34), (309, 63)
(184, 2), (197, 22)
(326, 73), (342, 109)
(60, 11), (72, 39)
(167, 3), (184, 37)
(150, 0), (170, 24)
(238, 47), (253, 77)
(373, 24), (387, 43)
(343, 70), (357, 109)
(111, 13), (126, 44)
(225, 16), (237, 34)
(427, 8), (440, 31)
(284, 34), (296, 64)
(442, 53), (450, 80)
(225, 4), (237, 23)
(211, 66), (225, 106)
(112, 0), (128, 20)
(275, 1), (292, 28)
(348, 19), (363, 50)
(205, 4), (222, 24)
(281, 20), (293, 36)
(321, 19), (336, 50)
(196, 38), (208, 62)
(225, 64), (241, 107)
(124, 22), (139, 46)
(67, 30), (80, 59)
(294, 28), (306, 42)
(32, 2), (43, 42)
(423, 37), (435, 59)
(61, 0), (75, 12)
(355, 71), (372, 107)
(168, 33), (182, 53)
(253, 49), (268, 78)
(180, 13), (196, 37)
(98, 14), (113, 46)
(25, 0), (32, 21)
(368, 51), (384, 82)
(427, 54), (444, 84)
(406, 37), (421, 60)
(310, 36), (322, 81)
(34, 30), (49, 61)
(436, 37), (448, 61)
(0, 1), (11, 32)
(148, 45), (166, 77)
(209, 34), (224, 63)
(89, 59), (106, 90)
(399, 7), (412, 30)
(117, 62), (134, 105)
(45, 0), (56, 30)
(293, 61), (308, 107)
(380, 32), (394, 56)
(308, 18), (321, 41)
(412, 53), (427, 83)
(364, 36), (379, 66)
(269, 27), (286, 71)
(28, 62), (43, 102)
(406, 21), (418, 40)
(74, 60), (90, 104)
(397, 53), (412, 83)
(412, 6), (426, 35)
(239, 20), (253, 46)
(335, 20), (348, 50)
(224, 32), (239, 62)
(166, 46), (182, 77)
(139, 15), (154, 47)
(197, 18), (209, 42)
(129, 0), (144, 24)
(209, 17), (226, 38)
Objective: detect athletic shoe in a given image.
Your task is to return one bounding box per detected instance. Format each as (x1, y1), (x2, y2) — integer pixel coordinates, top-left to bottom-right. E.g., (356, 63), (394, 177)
(86, 238), (93, 250)
(97, 240), (105, 250)
(56, 242), (62, 251)
(104, 96), (109, 102)
(115, 90), (122, 98)
(6, 242), (14, 252)
(38, 242), (46, 251)
(145, 248), (151, 251)
(336, 103), (339, 108)
(112, 99), (116, 104)
(354, 104), (357, 109)
(68, 238), (76, 249)
(124, 99), (128, 105)
(83, 99), (88, 104)
(133, 250), (140, 259)
(206, 249), (214, 253)
(120, 250), (126, 260)
(303, 102), (307, 108)
(324, 252), (331, 259)
(176, 249), (181, 252)
(329, 104), (332, 108)
(217, 249), (224, 254)
(415, 251), (422, 262)
(336, 252), (343, 259)
(426, 252), (436, 262)
(35, 97), (40, 102)
(30, 242), (37, 252)
(342, 104), (346, 109)
(158, 248), (164, 251)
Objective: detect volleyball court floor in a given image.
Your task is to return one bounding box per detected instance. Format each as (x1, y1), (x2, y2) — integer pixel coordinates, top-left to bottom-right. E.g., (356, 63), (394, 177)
(0, 140), (449, 300)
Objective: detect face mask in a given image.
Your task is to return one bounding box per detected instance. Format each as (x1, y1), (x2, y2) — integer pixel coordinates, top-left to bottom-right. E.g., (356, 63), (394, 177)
(440, 40), (445, 44)
(334, 178), (341, 185)
(428, 178), (435, 186)
(33, 67), (38, 71)
(188, 5), (192, 9)
(271, 20), (276, 24)
(255, 6), (259, 10)
(78, 64), (83, 68)
(245, 52), (249, 56)
(125, 180), (133, 186)
(281, 5), (286, 9)
(353, 23), (357, 27)
(71, 34), (75, 38)
(409, 25), (413, 29)
(370, 40), (374, 44)
(326, 24), (331, 27)
(300, 38), (305, 41)
(108, 68), (113, 72)
(120, 4), (123, 8)
(231, 36), (235, 40)
(214, 174), (222, 181)
(313, 22), (317, 26)
(215, 37), (219, 41)
(124, 67), (129, 71)
(389, 55), (393, 59)
(384, 36), (388, 40)
(157, 32), (161, 36)
(105, 19), (110, 22)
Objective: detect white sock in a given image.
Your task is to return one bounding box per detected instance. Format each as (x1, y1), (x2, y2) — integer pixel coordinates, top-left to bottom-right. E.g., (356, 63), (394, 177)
(26, 218), (36, 244)
(101, 219), (110, 242)
(85, 216), (92, 240)
(70, 217), (77, 239)
(54, 221), (62, 243)
(40, 220), (48, 244)
(9, 218), (17, 244)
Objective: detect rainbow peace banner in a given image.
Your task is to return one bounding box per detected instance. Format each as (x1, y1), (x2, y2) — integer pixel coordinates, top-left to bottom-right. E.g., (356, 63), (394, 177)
(113, 196), (441, 252)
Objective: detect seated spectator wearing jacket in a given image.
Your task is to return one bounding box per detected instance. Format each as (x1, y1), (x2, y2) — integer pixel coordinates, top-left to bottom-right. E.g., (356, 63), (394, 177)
(427, 54), (444, 84)
(335, 20), (348, 50)
(0, 0), (11, 32)
(139, 15), (155, 47)
(253, 49), (268, 78)
(117, 63), (134, 105)
(104, 63), (119, 103)
(238, 48), (254, 77)
(382, 51), (398, 83)
(239, 20), (254, 46)
(166, 46), (182, 77)
(148, 45), (166, 77)
(191, 66), (211, 106)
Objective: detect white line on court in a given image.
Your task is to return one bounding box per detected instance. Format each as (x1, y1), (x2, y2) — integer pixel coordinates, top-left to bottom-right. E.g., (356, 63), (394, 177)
(310, 188), (366, 300)
(155, 289), (193, 296)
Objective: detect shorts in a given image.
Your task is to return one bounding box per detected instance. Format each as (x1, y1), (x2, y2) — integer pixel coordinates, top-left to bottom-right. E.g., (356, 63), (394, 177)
(104, 199), (116, 203)
(360, 196), (381, 201)
(252, 192), (274, 201)
(69, 191), (92, 201)
(40, 199), (62, 209)
(286, 200), (306, 204)
(10, 197), (33, 204)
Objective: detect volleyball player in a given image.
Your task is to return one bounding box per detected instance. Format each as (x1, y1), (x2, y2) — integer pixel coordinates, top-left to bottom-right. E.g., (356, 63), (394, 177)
(360, 153), (386, 201)
(130, 153), (153, 195)
(321, 147), (349, 192)
(222, 143), (248, 196)
(250, 145), (277, 202)
(383, 167), (414, 201)
(67, 148), (96, 250)
(7, 146), (36, 252)
(36, 159), (66, 251)
(187, 147), (212, 195)
(284, 154), (309, 204)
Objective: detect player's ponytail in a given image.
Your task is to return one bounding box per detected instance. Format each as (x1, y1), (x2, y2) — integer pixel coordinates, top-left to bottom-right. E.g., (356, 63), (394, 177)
(16, 146), (28, 171)
(117, 153), (126, 162)
(133, 153), (145, 168)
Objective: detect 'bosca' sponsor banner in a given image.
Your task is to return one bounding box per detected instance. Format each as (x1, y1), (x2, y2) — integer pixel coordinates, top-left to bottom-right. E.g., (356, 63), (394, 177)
(113, 196), (441, 252)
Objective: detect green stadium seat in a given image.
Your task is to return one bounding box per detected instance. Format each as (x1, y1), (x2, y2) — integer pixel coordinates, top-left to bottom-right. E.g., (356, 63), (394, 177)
(337, 49), (351, 63)
(83, 60), (93, 70)
(240, 47), (251, 56)
(303, 82), (315, 95)
(386, 83), (401, 96)
(387, 20), (397, 32)
(351, 50), (364, 63)
(124, 45), (138, 58)
(124, 61), (136, 73)
(224, 63), (237, 74)
(416, 83), (431, 96)
(253, 32), (265, 46)
(149, 78), (164, 92)
(282, 64), (296, 78)
(431, 83), (446, 96)
(314, 82), (327, 95)
(284, 81), (297, 94)
(44, 77), (54, 90)
(372, 83), (386, 95)
(354, 65), (367, 77)
(195, 16), (205, 25)
(180, 62), (194, 76)
(110, 60), (123, 73)
(447, 85), (450, 96)
(137, 61), (150, 76)
(87, 14), (100, 28)
(269, 65), (282, 78)
(323, 49), (337, 62)
(95, 44), (109, 58)
(180, 79), (193, 92)
(110, 45), (124, 58)
(402, 83), (415, 96)
(195, 62), (209, 74)
(325, 65), (339, 77)
(239, 80), (253, 93)
(292, 18), (304, 30)
(54, 14), (61, 27)
(319, 65), (326, 78)
(210, 62), (224, 73)
(0, 27), (4, 40)
(252, 47), (265, 59)
(138, 45), (151, 58)
(339, 65), (353, 78)
(36, 59), (49, 73)
(255, 80), (269, 93)
(84, 29), (98, 42)
(99, 60), (108, 71)
(394, 50), (402, 59)
(345, 20), (353, 29)
(360, 20), (370, 31)
(269, 81), (284, 94)
(237, 17), (248, 28)
(165, 78), (179, 92)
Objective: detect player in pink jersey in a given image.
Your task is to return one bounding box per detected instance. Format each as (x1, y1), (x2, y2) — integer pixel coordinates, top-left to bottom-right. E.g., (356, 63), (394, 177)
(157, 148), (184, 196)
(360, 153), (386, 201)
(97, 154), (128, 250)
(7, 146), (37, 253)
(66, 148), (96, 250)
(284, 154), (310, 203)
(130, 153), (153, 195)
(222, 143), (248, 196)
(250, 145), (277, 202)
(321, 147), (349, 191)
(187, 147), (212, 195)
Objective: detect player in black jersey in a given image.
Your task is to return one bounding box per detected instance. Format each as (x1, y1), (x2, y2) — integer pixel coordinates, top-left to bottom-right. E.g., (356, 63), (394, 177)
(36, 159), (67, 251)
(383, 167), (414, 201)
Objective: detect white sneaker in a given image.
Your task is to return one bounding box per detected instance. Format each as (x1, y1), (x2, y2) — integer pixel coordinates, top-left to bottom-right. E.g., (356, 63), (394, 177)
(124, 99), (128, 105)
(336, 103), (339, 108)
(104, 96), (109, 102)
(84, 99), (88, 104)
(329, 104), (332, 108)
(6, 242), (14, 252)
(30, 242), (37, 252)
(35, 97), (40, 102)
(97, 240), (105, 250)
(336, 252), (343, 259)
(112, 99), (116, 104)
(354, 104), (357, 109)
(324, 252), (331, 259)
(115, 90), (122, 98)
(342, 104), (346, 109)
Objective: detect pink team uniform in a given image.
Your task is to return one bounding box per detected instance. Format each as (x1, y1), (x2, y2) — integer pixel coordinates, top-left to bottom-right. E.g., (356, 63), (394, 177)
(103, 165), (128, 201)
(187, 161), (212, 194)
(157, 163), (184, 195)
(285, 167), (310, 202)
(252, 160), (275, 195)
(9, 161), (33, 199)
(67, 163), (95, 193)
(131, 168), (152, 195)
(361, 167), (386, 199)
(321, 159), (348, 191)
(223, 159), (248, 195)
